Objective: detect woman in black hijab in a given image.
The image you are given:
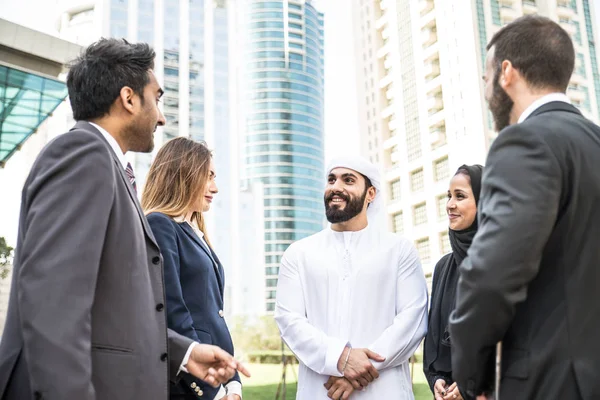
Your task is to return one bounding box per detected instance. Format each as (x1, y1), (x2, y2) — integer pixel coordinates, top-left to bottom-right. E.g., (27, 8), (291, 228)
(423, 164), (483, 400)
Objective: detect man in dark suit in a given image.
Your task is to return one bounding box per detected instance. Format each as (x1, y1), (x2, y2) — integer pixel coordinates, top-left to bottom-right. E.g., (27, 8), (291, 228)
(449, 15), (600, 400)
(0, 38), (248, 399)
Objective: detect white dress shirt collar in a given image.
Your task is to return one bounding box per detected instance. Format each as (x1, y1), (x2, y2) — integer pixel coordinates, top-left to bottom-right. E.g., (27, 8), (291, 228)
(518, 92), (571, 123)
(88, 122), (128, 169)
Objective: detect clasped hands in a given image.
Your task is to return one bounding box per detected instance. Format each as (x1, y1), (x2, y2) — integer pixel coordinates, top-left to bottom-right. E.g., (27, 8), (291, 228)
(323, 347), (385, 400)
(435, 379), (491, 400)
(186, 343), (251, 387)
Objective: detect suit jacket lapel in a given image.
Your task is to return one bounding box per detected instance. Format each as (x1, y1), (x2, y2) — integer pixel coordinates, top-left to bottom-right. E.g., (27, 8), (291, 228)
(77, 121), (159, 250)
(208, 247), (225, 294)
(179, 222), (224, 295)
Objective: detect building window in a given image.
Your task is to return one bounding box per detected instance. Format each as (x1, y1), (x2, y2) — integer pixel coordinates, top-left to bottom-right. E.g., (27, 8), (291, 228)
(266, 278), (278, 287)
(440, 231), (451, 254)
(410, 168), (424, 192)
(434, 156), (450, 182)
(266, 302), (275, 312)
(437, 194), (447, 221)
(266, 290), (277, 300)
(416, 237), (431, 264)
(393, 212), (403, 234)
(390, 179), (401, 201)
(413, 202), (428, 225)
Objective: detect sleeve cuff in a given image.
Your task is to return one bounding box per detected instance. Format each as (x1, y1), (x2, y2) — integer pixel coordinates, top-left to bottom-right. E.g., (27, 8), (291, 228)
(178, 342), (198, 375)
(323, 339), (350, 377)
(212, 386), (227, 399)
(225, 381), (242, 398)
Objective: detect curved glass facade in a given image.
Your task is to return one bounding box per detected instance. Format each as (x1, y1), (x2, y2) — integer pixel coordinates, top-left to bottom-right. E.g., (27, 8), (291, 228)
(241, 0), (325, 312)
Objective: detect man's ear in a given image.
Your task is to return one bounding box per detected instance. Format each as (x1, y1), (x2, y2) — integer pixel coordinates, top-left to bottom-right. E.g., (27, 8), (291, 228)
(118, 86), (136, 115)
(500, 60), (516, 91)
(367, 186), (376, 203)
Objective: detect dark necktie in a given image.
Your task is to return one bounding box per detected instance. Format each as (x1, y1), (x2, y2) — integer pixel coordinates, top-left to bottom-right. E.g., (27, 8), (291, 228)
(125, 162), (137, 193)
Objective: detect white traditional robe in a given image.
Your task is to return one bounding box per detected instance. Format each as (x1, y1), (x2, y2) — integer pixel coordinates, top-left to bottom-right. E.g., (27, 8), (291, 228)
(275, 225), (428, 399)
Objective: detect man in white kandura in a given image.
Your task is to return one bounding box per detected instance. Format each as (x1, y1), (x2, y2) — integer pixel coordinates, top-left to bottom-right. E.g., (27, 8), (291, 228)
(274, 156), (429, 399)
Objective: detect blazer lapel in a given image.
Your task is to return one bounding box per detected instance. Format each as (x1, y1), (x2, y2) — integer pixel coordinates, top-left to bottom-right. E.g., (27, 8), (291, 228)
(78, 121), (159, 250)
(208, 247), (225, 294)
(179, 222), (224, 295)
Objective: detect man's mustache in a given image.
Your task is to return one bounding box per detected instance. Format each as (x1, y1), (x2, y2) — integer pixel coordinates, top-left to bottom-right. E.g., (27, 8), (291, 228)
(325, 192), (350, 202)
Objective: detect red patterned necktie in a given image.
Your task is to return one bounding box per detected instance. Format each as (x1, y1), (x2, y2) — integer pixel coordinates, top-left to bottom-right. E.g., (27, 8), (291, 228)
(125, 162), (137, 193)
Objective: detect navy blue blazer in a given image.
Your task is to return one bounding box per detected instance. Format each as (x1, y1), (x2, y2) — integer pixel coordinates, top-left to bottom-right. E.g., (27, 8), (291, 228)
(147, 212), (239, 399)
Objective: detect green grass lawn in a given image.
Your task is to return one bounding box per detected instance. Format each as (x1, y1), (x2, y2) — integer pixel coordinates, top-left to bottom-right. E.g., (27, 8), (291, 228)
(242, 362), (431, 400)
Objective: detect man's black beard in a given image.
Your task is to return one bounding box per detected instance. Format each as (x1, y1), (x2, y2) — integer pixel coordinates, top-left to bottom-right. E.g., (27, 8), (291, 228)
(489, 71), (514, 132)
(324, 190), (367, 224)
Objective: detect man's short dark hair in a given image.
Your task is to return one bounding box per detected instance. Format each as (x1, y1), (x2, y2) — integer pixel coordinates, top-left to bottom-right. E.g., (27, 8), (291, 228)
(487, 15), (574, 92)
(360, 173), (373, 192)
(67, 38), (156, 121)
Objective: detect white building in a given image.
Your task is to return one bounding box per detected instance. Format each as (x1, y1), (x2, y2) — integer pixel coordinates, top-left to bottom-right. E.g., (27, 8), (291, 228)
(352, 0), (600, 276)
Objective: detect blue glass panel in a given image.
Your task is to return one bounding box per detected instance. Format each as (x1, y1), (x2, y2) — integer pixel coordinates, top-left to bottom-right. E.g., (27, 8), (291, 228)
(0, 65), (69, 165)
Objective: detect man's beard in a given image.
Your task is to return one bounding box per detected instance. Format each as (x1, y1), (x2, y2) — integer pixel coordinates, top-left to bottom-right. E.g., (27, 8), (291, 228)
(126, 119), (155, 153)
(488, 71), (514, 132)
(324, 190), (367, 224)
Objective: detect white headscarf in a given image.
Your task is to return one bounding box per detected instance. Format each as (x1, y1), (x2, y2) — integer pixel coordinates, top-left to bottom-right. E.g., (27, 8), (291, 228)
(326, 155), (385, 229)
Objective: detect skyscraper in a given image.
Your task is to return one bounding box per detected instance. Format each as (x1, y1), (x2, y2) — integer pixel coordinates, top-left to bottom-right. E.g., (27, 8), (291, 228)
(57, 0), (238, 296)
(352, 0), (600, 276)
(236, 0), (325, 312)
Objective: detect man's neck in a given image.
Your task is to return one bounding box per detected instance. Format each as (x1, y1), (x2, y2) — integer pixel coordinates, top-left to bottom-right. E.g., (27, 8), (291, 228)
(331, 215), (368, 232)
(89, 118), (127, 154)
(509, 90), (563, 125)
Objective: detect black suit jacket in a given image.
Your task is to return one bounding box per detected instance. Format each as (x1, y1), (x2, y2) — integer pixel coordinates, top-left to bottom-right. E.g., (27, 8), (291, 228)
(449, 102), (600, 400)
(147, 213), (239, 399)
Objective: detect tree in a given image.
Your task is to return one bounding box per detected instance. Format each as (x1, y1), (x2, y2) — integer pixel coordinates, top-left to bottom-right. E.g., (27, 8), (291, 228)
(0, 237), (14, 280)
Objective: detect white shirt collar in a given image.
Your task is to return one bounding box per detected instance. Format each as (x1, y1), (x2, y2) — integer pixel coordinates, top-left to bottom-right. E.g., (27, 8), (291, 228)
(173, 216), (206, 239)
(518, 92), (571, 123)
(88, 122), (128, 169)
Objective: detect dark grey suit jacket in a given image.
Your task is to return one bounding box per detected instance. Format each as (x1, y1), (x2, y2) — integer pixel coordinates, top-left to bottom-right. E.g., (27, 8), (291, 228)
(0, 121), (194, 399)
(449, 102), (600, 400)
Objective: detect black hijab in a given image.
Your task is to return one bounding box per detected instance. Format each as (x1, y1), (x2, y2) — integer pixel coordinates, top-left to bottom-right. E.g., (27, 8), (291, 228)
(424, 164), (483, 378)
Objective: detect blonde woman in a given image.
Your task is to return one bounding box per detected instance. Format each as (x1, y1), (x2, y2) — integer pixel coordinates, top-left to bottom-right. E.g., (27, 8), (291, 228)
(142, 137), (241, 400)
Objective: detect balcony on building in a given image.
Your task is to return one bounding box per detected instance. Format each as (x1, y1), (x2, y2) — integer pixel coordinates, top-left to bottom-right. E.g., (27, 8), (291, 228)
(499, 3), (518, 23)
(381, 103), (395, 119)
(424, 59), (440, 81)
(426, 93), (444, 116)
(559, 19), (576, 35)
(375, 10), (388, 30)
(383, 129), (399, 150)
(379, 70), (393, 89)
(385, 84), (395, 101)
(419, 0), (434, 17)
(556, 0), (574, 9)
(522, 0), (537, 14)
(421, 27), (437, 48)
(377, 37), (392, 59)
(557, 4), (576, 18)
(383, 53), (393, 70)
(388, 114), (399, 131)
(430, 124), (447, 149)
(567, 87), (586, 103)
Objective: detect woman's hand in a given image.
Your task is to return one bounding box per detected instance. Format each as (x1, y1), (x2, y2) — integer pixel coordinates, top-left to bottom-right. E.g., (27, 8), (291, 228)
(434, 379), (448, 400)
(442, 382), (463, 400)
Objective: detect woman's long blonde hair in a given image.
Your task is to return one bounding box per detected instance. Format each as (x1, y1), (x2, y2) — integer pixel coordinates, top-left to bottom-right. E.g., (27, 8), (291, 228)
(142, 137), (213, 246)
